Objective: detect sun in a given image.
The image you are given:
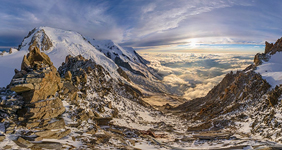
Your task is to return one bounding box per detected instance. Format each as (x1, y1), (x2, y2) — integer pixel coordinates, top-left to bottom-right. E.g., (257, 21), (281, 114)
(189, 38), (198, 48)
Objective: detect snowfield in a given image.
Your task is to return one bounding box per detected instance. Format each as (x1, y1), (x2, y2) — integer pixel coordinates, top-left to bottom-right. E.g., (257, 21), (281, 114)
(0, 27), (122, 87)
(256, 52), (282, 87)
(0, 50), (27, 87)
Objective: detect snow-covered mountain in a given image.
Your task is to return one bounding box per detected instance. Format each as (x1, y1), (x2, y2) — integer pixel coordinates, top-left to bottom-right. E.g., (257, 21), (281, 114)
(0, 27), (168, 95)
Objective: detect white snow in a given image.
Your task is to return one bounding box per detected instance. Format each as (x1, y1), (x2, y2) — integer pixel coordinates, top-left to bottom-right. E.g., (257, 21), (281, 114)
(0, 26), (121, 87)
(256, 52), (282, 87)
(0, 50), (28, 87)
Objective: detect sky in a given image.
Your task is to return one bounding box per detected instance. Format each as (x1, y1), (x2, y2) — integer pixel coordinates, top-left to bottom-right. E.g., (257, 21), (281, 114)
(1, 0), (282, 53)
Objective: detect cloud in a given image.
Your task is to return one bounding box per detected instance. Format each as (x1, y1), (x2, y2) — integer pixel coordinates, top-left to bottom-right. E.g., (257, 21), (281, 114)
(0, 0), (124, 44)
(140, 52), (254, 100)
(0, 0), (282, 53)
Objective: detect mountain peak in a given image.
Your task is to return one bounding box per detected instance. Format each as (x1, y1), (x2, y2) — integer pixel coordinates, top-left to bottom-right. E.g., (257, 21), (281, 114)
(264, 37), (282, 55)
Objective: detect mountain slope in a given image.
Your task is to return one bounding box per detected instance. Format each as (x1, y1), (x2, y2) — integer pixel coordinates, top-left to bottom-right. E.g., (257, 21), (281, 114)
(0, 45), (188, 149)
(18, 27), (120, 77)
(174, 37), (282, 144)
(0, 27), (171, 96)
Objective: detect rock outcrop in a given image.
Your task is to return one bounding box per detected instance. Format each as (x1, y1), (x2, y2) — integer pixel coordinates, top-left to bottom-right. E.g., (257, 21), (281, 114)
(9, 46), (67, 139)
(253, 37), (282, 67)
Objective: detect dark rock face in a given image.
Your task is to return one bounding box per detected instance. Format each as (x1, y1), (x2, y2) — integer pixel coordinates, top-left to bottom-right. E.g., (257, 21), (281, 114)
(250, 38), (282, 70)
(252, 37), (282, 67)
(269, 37), (282, 55)
(254, 53), (270, 66)
(114, 57), (146, 77)
(133, 50), (150, 65)
(29, 29), (53, 51)
(117, 67), (130, 82)
(267, 86), (282, 107)
(18, 28), (53, 51)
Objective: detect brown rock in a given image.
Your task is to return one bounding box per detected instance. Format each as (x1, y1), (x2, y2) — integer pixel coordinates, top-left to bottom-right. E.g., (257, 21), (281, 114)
(13, 137), (34, 148)
(81, 72), (87, 83)
(35, 130), (58, 138)
(48, 129), (71, 139)
(21, 55), (31, 70)
(75, 76), (80, 84)
(97, 105), (105, 113)
(27, 46), (53, 67)
(10, 45), (65, 130)
(94, 117), (113, 126)
(265, 41), (274, 54)
(112, 108), (119, 118)
(10, 83), (34, 93)
(0, 135), (5, 142)
(31, 141), (63, 150)
(43, 119), (65, 130)
(65, 71), (72, 81)
(9, 48), (13, 54)
(65, 55), (72, 64)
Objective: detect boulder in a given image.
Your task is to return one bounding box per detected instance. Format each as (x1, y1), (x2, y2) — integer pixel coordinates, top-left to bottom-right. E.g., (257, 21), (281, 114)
(13, 137), (34, 148)
(31, 141), (63, 150)
(64, 71), (72, 81)
(94, 117), (113, 126)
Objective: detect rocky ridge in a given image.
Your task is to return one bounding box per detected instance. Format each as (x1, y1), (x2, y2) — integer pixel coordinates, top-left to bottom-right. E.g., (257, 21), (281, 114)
(0, 44), (188, 149)
(170, 38), (282, 147)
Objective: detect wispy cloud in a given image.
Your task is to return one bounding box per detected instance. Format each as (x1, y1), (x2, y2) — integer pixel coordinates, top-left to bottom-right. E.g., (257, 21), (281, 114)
(0, 0), (281, 52)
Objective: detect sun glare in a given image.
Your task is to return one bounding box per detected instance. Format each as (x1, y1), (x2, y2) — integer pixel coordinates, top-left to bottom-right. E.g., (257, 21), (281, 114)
(189, 38), (198, 48)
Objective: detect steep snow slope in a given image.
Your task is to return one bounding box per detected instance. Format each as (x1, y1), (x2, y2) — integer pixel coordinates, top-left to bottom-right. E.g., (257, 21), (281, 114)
(0, 27), (168, 95)
(88, 39), (149, 66)
(87, 38), (169, 94)
(0, 50), (27, 87)
(0, 26), (172, 97)
(0, 27), (121, 87)
(20, 27), (119, 77)
(256, 52), (282, 87)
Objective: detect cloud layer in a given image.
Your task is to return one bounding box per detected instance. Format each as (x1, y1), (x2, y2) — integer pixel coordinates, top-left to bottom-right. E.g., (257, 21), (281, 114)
(140, 52), (254, 100)
(0, 0), (282, 52)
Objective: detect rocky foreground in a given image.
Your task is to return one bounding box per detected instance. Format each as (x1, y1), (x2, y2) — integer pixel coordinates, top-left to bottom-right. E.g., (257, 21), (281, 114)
(0, 43), (190, 149)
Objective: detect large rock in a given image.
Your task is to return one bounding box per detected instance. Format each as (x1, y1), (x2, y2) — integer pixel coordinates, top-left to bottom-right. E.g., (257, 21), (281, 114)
(13, 137), (34, 148)
(23, 46), (53, 70)
(10, 46), (65, 131)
